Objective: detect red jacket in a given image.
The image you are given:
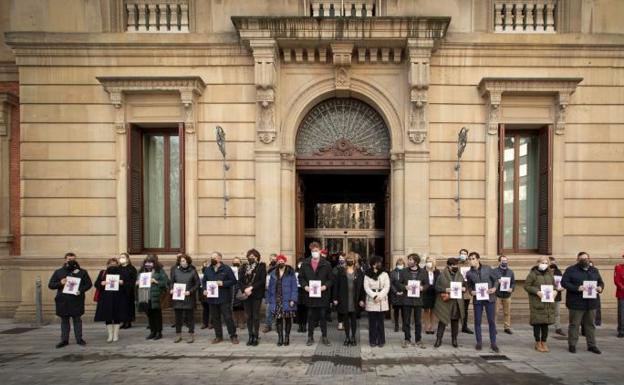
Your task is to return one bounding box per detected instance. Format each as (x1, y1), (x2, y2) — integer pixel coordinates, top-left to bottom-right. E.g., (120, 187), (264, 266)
(615, 264), (624, 299)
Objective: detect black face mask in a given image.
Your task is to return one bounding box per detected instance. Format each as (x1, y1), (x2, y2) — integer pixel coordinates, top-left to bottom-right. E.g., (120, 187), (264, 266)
(579, 260), (590, 269)
(270, 261), (276, 267)
(211, 259), (218, 266)
(450, 266), (459, 273)
(233, 263), (241, 268)
(550, 264), (557, 269)
(346, 261), (354, 266)
(107, 266), (120, 274)
(247, 257), (256, 265)
(66, 260), (79, 270)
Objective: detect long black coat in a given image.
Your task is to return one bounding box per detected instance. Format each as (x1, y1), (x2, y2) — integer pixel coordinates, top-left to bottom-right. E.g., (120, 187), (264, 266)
(170, 265), (201, 310)
(238, 262), (267, 300)
(298, 258), (334, 308)
(389, 268), (404, 306)
(561, 263), (604, 311)
(397, 267), (430, 307)
(333, 266), (365, 315)
(94, 268), (132, 322)
(48, 265), (93, 317)
(120, 264), (137, 320)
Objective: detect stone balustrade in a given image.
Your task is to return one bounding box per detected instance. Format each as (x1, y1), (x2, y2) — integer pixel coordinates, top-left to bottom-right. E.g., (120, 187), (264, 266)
(310, 0), (375, 17)
(125, 0), (189, 32)
(494, 0), (557, 32)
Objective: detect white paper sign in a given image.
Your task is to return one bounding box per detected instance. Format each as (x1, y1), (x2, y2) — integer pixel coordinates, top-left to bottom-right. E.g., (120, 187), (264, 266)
(105, 274), (120, 291)
(540, 285), (555, 303)
(138, 272), (152, 288)
(231, 266), (239, 281)
(499, 277), (512, 292)
(295, 272), (300, 287)
(266, 275), (271, 289)
(62, 276), (81, 295)
(460, 267), (470, 281)
(407, 280), (421, 298)
(205, 281), (219, 298)
(172, 283), (187, 301)
(583, 280), (598, 299)
(553, 275), (562, 290)
(309, 280), (322, 298)
(450, 281), (463, 299)
(475, 283), (489, 301)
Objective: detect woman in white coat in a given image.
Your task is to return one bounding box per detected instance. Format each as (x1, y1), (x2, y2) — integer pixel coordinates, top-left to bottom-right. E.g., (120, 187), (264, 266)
(364, 256), (390, 347)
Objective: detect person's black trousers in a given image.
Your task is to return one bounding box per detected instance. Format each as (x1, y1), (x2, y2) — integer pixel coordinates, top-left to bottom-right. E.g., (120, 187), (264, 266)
(60, 315), (82, 342)
(368, 311), (385, 346)
(402, 306), (423, 342)
(307, 306), (328, 337)
(210, 303), (237, 339)
(174, 308), (195, 333)
(243, 298), (263, 337)
(147, 308), (162, 333)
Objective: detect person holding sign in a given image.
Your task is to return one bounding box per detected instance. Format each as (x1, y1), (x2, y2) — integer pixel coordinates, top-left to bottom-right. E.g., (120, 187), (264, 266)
(615, 252), (624, 338)
(266, 254), (298, 347)
(364, 256), (390, 348)
(238, 249), (267, 347)
(94, 258), (132, 343)
(397, 253), (429, 348)
(561, 251), (605, 354)
(203, 251), (239, 345)
(333, 252), (365, 346)
(524, 256), (557, 352)
(422, 256), (440, 335)
(548, 257), (566, 336)
(137, 255), (169, 340)
(389, 258), (405, 333)
(118, 253), (137, 330)
(170, 253), (200, 343)
(298, 242), (334, 347)
(465, 252), (500, 353)
(433, 257), (466, 348)
(493, 255), (515, 335)
(458, 249), (474, 335)
(48, 252), (93, 348)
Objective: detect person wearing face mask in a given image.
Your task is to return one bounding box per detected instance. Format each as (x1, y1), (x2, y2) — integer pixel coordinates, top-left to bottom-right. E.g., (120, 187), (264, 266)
(94, 257), (131, 343)
(48, 252), (93, 348)
(422, 256), (440, 335)
(548, 256), (566, 336)
(561, 251), (605, 354)
(262, 253), (279, 334)
(397, 253), (429, 348)
(332, 252), (347, 331)
(295, 259), (308, 333)
(118, 253), (137, 329)
(458, 248), (473, 334)
(389, 258), (405, 333)
(170, 253), (200, 343)
(524, 256), (556, 352)
(230, 257), (246, 330)
(493, 255), (515, 334)
(137, 254), (169, 340)
(465, 252), (500, 353)
(203, 251), (239, 345)
(614, 253), (624, 338)
(266, 254), (298, 346)
(433, 258), (466, 348)
(364, 256), (390, 347)
(333, 252), (365, 346)
(299, 241), (334, 346)
(238, 248), (267, 346)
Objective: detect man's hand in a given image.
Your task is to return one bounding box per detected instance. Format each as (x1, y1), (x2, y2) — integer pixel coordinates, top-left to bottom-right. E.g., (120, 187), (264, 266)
(304, 286), (310, 292)
(60, 278), (67, 285)
(321, 285), (327, 292)
(488, 288), (496, 294)
(537, 291), (543, 298)
(244, 287), (253, 296)
(217, 280), (223, 287)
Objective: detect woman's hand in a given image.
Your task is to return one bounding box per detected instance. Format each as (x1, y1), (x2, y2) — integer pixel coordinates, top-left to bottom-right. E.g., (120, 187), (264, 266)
(244, 287), (253, 296)
(359, 301), (365, 307)
(101, 281), (106, 286)
(185, 291), (190, 296)
(151, 278), (158, 284)
(537, 291), (543, 298)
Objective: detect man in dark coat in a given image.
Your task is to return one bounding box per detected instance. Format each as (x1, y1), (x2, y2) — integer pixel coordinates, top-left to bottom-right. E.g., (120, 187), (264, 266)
(48, 252), (93, 348)
(561, 251), (605, 354)
(466, 251), (500, 352)
(397, 253), (429, 348)
(298, 242), (334, 346)
(203, 251), (239, 344)
(493, 255), (516, 334)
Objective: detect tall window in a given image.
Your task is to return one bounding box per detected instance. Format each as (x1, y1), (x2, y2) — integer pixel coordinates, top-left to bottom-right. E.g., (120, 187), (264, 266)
(128, 124), (184, 253)
(498, 125), (552, 254)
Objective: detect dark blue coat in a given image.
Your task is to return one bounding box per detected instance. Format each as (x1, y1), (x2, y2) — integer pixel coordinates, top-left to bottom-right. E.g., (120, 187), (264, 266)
(266, 266), (298, 314)
(561, 263), (604, 311)
(202, 263), (237, 305)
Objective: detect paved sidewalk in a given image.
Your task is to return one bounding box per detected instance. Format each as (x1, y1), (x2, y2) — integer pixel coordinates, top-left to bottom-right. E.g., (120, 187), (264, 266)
(0, 319), (621, 385)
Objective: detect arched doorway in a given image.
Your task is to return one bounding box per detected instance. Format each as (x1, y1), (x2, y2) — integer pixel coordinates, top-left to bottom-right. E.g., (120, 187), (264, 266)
(295, 98), (391, 268)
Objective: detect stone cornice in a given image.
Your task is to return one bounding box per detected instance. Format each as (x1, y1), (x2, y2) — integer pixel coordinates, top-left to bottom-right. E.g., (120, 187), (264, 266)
(96, 76), (207, 99)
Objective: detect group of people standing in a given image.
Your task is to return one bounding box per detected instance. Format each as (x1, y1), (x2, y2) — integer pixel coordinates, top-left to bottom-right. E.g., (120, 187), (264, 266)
(48, 246), (623, 355)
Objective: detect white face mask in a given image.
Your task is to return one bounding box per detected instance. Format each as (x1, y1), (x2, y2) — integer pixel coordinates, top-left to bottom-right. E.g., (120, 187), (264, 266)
(426, 262), (433, 269)
(396, 265), (404, 270)
(311, 251), (320, 259)
(538, 263), (548, 271)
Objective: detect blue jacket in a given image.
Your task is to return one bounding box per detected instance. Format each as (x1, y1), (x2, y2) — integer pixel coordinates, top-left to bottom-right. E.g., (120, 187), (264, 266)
(202, 263), (237, 305)
(561, 263), (604, 311)
(266, 266), (298, 314)
(466, 264), (499, 303)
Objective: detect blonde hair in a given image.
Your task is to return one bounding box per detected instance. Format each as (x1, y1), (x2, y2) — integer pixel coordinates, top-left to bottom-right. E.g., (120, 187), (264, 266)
(395, 257), (405, 267)
(426, 255), (437, 269)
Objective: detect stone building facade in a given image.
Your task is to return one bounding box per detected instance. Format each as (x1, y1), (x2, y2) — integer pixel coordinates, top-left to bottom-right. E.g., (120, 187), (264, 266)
(0, 0), (623, 321)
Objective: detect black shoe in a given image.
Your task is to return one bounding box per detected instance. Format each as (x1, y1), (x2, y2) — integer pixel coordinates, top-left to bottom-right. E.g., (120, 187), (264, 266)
(153, 332), (162, 340)
(451, 337), (458, 348)
(277, 336), (284, 347)
(344, 338), (351, 346)
(504, 328), (513, 335)
(322, 337), (330, 346)
(370, 343), (377, 347)
(284, 335), (290, 346)
(462, 327), (474, 334)
(351, 338), (357, 346)
(475, 343), (482, 351)
(568, 345), (576, 353)
(246, 335), (253, 346)
(252, 336), (259, 346)
(120, 323), (127, 330)
(76, 339), (87, 346)
(126, 322), (132, 329)
(394, 325), (399, 333)
(306, 336), (314, 346)
(297, 325), (304, 333)
(146, 332), (156, 340)
(491, 344), (499, 353)
(555, 328), (566, 336)
(434, 337), (442, 348)
(56, 341), (69, 349)
(618, 333), (624, 338)
(378, 343), (385, 348)
(588, 346), (602, 354)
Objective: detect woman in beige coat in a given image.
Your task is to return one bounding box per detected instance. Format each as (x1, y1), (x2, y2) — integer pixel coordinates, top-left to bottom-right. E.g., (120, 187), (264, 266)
(364, 256), (390, 347)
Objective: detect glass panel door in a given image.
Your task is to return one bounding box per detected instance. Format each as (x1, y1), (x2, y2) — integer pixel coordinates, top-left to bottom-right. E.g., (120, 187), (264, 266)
(325, 237), (344, 256)
(347, 237), (368, 259)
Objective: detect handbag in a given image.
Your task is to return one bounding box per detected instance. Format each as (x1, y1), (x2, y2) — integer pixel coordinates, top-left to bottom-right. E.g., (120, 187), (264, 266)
(235, 264), (258, 301)
(93, 270), (104, 302)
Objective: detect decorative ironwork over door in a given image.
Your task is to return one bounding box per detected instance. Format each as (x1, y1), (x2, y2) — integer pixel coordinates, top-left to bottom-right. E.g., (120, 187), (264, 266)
(296, 98), (391, 170)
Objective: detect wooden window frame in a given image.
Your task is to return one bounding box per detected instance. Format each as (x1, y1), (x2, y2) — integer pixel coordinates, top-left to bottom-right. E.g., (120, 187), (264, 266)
(498, 124), (552, 255)
(127, 123), (185, 254)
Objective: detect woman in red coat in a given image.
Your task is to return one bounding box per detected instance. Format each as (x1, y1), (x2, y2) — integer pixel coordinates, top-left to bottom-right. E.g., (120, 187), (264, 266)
(614, 253), (624, 338)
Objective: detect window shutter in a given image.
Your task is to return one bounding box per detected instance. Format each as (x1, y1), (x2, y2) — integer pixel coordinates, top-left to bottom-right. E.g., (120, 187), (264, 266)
(178, 122), (186, 252)
(127, 125), (144, 254)
(537, 125), (553, 255)
(497, 123), (506, 254)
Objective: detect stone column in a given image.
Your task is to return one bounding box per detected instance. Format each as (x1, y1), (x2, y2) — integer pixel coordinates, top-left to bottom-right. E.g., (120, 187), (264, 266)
(0, 93), (18, 255)
(280, 152), (296, 262)
(391, 152), (405, 262)
(181, 89), (199, 255)
(107, 90), (128, 254)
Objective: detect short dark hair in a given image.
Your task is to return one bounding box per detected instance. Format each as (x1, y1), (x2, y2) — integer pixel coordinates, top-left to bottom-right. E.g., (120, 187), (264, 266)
(577, 251), (589, 259)
(246, 248), (261, 260)
(176, 253), (192, 266)
(459, 248), (469, 255)
(406, 253), (421, 264)
(106, 257), (119, 266)
(468, 251), (480, 260)
(309, 241), (321, 250)
(447, 257), (459, 266)
(143, 254), (162, 271)
(64, 252), (76, 259)
(498, 255), (507, 262)
(548, 256), (556, 262)
(369, 255), (383, 268)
